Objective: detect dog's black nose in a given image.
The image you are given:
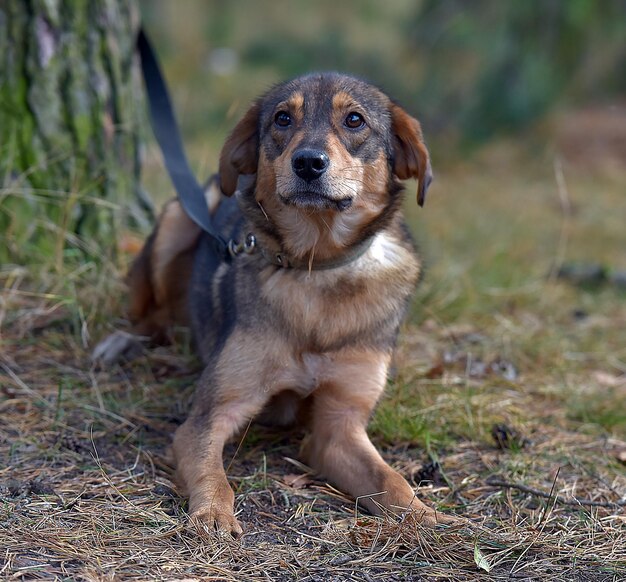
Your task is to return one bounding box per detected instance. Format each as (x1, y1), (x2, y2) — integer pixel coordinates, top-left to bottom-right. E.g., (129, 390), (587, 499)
(292, 149), (329, 182)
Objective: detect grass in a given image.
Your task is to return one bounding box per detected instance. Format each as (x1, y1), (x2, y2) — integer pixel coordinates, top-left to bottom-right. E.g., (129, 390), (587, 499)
(1, 131), (625, 579)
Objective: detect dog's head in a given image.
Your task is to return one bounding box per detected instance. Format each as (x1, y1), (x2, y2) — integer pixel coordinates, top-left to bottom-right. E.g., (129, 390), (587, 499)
(219, 73), (432, 257)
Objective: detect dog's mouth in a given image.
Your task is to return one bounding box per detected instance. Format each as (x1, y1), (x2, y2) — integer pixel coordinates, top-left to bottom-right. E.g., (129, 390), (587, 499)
(280, 192), (353, 212)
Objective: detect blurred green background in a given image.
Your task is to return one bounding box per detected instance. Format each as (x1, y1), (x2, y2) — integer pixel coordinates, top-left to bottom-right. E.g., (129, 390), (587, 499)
(140, 0), (626, 148)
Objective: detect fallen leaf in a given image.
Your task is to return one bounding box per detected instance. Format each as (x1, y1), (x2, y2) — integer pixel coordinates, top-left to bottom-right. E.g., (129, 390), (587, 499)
(474, 543), (491, 572)
(424, 361), (445, 379)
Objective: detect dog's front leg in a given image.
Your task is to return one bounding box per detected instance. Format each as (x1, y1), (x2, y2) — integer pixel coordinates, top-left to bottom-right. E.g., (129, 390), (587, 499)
(172, 373), (269, 537)
(301, 351), (454, 526)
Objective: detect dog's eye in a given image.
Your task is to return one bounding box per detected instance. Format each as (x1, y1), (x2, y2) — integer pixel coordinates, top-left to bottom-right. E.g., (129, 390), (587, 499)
(344, 112), (365, 129)
(274, 111), (292, 127)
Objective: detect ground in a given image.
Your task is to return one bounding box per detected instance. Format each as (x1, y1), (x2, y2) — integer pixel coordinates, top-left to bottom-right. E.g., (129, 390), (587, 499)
(1, 135), (625, 580)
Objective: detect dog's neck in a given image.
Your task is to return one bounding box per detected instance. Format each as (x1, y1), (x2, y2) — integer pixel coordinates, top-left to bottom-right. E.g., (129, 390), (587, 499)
(263, 204), (371, 259)
(234, 197), (374, 270)
(256, 230), (375, 270)
(235, 176), (404, 269)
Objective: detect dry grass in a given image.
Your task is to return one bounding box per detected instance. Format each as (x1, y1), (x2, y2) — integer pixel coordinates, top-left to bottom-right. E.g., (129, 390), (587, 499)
(1, 135), (625, 580)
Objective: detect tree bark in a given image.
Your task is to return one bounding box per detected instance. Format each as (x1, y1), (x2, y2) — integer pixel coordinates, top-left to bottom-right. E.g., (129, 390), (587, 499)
(0, 0), (151, 265)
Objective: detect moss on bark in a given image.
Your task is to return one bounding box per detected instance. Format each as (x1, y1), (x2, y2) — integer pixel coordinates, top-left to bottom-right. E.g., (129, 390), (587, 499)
(0, 0), (152, 266)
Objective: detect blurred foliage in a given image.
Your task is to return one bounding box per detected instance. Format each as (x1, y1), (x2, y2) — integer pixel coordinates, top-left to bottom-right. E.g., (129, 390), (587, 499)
(140, 0), (626, 144)
(411, 0), (626, 140)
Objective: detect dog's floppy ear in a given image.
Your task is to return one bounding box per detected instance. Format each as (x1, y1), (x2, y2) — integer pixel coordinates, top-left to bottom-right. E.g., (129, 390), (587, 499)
(390, 103), (432, 207)
(219, 102), (260, 196)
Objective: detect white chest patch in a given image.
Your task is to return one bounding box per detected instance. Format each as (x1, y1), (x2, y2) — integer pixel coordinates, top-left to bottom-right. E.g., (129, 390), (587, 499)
(369, 234), (387, 263)
(368, 233), (402, 267)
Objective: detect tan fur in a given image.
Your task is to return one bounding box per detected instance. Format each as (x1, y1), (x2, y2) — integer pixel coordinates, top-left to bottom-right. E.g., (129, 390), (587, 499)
(124, 200), (200, 341)
(256, 233), (419, 351)
(152, 201), (201, 306)
(218, 103), (260, 196)
(102, 73), (454, 536)
(390, 103), (432, 206)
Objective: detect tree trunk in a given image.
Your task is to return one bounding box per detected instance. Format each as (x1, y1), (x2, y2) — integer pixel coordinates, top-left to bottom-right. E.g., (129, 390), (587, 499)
(0, 0), (152, 266)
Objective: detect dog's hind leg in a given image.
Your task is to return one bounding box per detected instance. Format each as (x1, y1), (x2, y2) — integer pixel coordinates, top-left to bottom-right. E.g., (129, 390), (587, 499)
(92, 199), (202, 364)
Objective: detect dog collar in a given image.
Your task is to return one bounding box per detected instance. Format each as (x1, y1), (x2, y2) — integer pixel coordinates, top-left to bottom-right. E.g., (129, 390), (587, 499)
(228, 232), (374, 271)
(229, 177), (374, 270)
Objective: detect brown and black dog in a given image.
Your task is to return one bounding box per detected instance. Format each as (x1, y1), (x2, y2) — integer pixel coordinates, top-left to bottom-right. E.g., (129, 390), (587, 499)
(95, 72), (456, 536)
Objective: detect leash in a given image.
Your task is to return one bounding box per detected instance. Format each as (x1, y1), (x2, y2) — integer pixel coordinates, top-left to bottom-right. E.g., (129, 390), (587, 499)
(136, 28), (374, 271)
(136, 28), (230, 261)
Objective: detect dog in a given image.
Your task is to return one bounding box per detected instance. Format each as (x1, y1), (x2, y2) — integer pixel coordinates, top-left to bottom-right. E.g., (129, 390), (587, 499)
(95, 72), (456, 536)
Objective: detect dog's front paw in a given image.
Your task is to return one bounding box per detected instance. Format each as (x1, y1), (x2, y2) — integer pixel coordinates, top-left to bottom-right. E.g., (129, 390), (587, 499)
(403, 499), (463, 528)
(189, 482), (242, 538)
(190, 505), (243, 538)
(91, 330), (146, 365)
